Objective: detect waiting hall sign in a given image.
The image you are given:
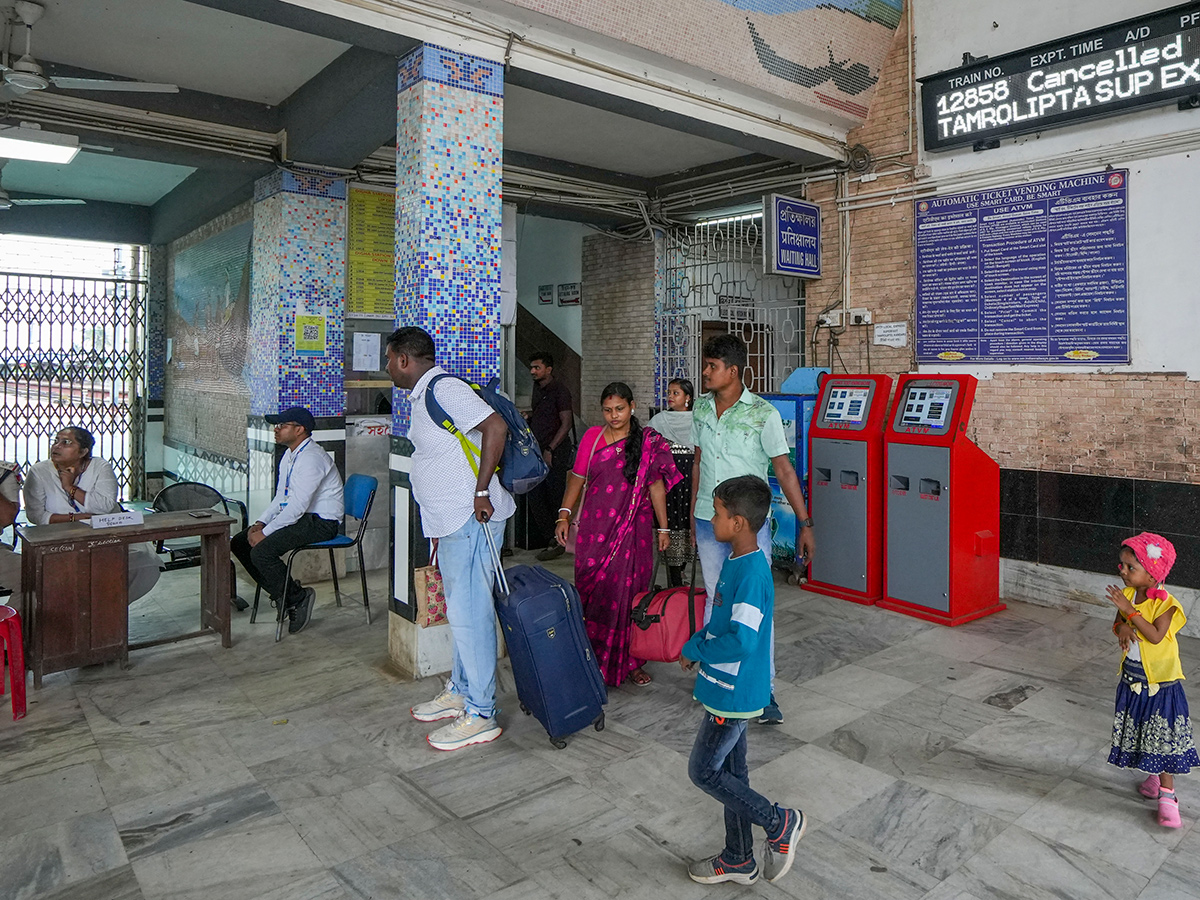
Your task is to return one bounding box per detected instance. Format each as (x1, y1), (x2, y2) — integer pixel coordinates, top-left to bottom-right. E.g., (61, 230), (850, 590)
(920, 3), (1200, 151)
(914, 170), (1129, 365)
(764, 194), (821, 279)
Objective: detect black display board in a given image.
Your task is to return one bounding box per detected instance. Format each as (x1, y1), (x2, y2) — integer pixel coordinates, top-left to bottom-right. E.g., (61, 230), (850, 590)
(921, 2), (1200, 151)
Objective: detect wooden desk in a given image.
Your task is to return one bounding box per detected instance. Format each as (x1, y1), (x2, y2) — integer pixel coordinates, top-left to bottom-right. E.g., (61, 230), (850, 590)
(18, 511), (234, 687)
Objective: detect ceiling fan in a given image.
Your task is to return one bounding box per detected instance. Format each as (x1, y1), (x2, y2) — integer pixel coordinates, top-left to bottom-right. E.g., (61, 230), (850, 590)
(0, 159), (84, 209)
(1, 1), (178, 96)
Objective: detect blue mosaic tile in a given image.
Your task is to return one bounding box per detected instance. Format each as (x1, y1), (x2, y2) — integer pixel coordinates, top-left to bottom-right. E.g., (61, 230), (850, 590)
(147, 244), (167, 403)
(393, 49), (503, 437)
(249, 173), (347, 418)
(399, 43), (504, 98)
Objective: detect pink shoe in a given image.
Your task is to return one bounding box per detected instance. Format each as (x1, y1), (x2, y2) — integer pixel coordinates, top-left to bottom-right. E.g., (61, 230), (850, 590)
(1139, 774), (1161, 798)
(1158, 795), (1183, 828)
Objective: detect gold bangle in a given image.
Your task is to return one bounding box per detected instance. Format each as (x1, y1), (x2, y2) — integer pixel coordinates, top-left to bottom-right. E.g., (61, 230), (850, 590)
(556, 517), (569, 523)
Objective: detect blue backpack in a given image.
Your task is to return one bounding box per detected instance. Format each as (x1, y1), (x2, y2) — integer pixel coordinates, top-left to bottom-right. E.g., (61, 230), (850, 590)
(425, 374), (549, 495)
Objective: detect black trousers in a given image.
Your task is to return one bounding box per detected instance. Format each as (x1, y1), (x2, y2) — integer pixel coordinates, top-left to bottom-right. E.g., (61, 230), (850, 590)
(527, 443), (573, 549)
(232, 513), (339, 607)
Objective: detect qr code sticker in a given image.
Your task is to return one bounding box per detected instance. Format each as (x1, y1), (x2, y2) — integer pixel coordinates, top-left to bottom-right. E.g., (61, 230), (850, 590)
(302, 324), (319, 341)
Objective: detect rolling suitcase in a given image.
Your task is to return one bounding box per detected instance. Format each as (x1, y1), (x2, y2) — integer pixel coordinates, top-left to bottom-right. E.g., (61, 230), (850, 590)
(484, 526), (607, 748)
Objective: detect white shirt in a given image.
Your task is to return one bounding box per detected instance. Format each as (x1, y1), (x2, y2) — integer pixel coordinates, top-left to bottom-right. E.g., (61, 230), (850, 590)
(24, 457), (120, 524)
(258, 438), (344, 536)
(408, 365), (515, 538)
(648, 410), (694, 447)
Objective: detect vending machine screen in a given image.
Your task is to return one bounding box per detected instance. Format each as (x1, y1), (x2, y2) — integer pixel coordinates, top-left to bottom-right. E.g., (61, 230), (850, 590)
(899, 386), (954, 429)
(823, 387), (871, 425)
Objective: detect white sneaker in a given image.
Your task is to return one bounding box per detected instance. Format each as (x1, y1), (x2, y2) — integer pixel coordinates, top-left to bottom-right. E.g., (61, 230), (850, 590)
(427, 712), (502, 751)
(411, 689), (466, 722)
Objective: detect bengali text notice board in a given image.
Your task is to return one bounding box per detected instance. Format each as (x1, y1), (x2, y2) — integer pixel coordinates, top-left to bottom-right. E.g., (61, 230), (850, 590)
(915, 170), (1129, 364)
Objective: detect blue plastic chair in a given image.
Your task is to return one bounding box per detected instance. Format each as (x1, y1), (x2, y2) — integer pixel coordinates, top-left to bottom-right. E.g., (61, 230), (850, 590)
(250, 474), (378, 641)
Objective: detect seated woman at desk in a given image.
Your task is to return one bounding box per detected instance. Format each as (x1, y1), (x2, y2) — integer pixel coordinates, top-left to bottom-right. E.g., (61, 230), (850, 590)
(23, 426), (162, 603)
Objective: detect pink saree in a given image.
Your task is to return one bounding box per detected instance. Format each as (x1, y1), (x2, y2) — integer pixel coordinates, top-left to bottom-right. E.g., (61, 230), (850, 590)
(573, 426), (681, 686)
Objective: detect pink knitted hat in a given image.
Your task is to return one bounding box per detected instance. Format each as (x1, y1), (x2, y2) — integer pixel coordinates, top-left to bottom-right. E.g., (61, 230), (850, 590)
(1121, 532), (1176, 600)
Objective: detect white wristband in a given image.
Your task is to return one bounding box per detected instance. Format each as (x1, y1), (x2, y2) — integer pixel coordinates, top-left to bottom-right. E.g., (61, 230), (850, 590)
(475, 490), (490, 498)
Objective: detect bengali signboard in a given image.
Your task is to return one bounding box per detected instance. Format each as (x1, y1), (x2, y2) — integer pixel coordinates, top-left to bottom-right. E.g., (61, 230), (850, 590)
(914, 170), (1129, 365)
(921, 3), (1200, 151)
(764, 194), (821, 279)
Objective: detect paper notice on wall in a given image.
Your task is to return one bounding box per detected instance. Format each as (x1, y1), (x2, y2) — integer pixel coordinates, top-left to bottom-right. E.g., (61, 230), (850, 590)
(295, 315), (327, 356)
(873, 322), (908, 348)
(352, 331), (382, 372)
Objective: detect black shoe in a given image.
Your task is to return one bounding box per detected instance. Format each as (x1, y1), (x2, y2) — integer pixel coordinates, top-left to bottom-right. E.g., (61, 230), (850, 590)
(231, 595), (249, 612)
(536, 544), (565, 561)
(288, 587), (316, 634)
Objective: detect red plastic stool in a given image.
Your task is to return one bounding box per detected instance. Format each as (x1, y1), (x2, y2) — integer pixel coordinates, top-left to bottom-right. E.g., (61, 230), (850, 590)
(0, 605), (26, 720)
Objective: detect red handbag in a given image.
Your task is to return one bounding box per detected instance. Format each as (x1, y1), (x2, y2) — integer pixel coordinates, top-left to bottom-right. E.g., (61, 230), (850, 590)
(629, 555), (704, 663)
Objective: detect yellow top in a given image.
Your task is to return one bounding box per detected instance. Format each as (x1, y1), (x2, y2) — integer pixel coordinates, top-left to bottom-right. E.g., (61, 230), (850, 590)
(1119, 587), (1186, 684)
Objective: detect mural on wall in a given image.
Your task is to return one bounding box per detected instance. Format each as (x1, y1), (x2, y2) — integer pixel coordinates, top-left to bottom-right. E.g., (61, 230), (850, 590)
(170, 220), (252, 395)
(501, 0), (901, 119)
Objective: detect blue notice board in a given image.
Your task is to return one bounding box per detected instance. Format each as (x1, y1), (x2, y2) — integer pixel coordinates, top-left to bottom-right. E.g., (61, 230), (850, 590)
(765, 194), (821, 279)
(914, 170), (1129, 364)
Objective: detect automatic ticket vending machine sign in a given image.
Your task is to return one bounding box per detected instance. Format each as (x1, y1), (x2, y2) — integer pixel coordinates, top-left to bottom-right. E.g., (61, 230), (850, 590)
(807, 375), (892, 604)
(878, 374), (1003, 625)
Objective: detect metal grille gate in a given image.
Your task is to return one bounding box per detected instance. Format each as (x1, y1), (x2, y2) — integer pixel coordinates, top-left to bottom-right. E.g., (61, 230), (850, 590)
(660, 215), (805, 400)
(0, 267), (148, 499)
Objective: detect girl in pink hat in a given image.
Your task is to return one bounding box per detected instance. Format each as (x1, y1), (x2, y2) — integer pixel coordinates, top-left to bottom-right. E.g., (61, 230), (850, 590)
(1107, 532), (1199, 828)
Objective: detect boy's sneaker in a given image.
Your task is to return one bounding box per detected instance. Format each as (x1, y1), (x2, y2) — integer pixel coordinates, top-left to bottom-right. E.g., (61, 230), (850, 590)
(687, 854), (759, 885)
(427, 712), (502, 751)
(762, 808), (806, 883)
(758, 693), (783, 725)
(411, 688), (466, 722)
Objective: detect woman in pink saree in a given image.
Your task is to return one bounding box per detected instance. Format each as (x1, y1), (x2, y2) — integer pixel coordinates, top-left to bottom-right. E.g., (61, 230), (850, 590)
(554, 382), (681, 687)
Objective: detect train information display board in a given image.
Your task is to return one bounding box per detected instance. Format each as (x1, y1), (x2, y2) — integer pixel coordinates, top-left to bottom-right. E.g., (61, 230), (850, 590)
(915, 170), (1129, 365)
(920, 3), (1200, 151)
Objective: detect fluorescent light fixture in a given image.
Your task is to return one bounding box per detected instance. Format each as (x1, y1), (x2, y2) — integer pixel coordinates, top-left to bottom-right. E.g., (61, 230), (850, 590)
(0, 125), (79, 164)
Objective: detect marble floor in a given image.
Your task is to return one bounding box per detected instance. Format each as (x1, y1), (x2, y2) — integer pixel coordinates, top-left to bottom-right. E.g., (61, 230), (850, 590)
(3, 556), (1199, 900)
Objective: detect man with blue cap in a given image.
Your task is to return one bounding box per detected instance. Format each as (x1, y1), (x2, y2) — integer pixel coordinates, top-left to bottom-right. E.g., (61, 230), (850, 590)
(232, 407), (344, 634)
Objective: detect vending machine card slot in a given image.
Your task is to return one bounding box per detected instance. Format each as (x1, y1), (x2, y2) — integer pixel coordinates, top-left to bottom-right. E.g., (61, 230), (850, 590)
(919, 478), (941, 497)
(815, 467), (832, 484)
(840, 470), (860, 488)
(890, 475), (909, 492)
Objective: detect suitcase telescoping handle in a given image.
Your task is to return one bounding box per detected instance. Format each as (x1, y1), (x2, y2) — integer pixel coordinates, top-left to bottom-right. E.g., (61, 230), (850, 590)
(481, 519), (511, 597)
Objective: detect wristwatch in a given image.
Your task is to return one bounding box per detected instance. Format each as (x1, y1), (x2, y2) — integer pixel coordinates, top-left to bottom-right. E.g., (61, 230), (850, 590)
(798, 517), (814, 528)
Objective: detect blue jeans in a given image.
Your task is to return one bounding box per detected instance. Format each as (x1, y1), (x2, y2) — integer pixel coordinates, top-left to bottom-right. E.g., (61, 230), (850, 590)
(694, 517), (775, 685)
(688, 711), (782, 864)
(436, 515), (507, 718)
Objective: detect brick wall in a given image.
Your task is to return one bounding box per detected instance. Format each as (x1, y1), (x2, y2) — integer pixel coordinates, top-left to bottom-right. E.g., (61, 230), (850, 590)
(580, 233), (657, 426)
(972, 373), (1200, 481)
(814, 15), (1200, 490)
(164, 200), (253, 463)
(808, 9), (916, 379)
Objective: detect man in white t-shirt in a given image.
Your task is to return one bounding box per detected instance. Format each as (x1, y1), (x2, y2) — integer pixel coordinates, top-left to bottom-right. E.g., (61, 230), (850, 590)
(386, 326), (514, 752)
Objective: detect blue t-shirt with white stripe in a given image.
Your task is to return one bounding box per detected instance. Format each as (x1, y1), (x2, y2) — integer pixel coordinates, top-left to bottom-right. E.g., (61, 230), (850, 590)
(683, 548), (774, 717)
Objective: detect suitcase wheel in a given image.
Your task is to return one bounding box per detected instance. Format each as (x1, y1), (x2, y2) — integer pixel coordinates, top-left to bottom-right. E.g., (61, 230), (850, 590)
(520, 702), (531, 715)
(551, 737), (568, 750)
(594, 712), (605, 732)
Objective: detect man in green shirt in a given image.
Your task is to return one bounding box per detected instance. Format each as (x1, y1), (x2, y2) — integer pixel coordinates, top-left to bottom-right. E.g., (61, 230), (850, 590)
(690, 334), (815, 723)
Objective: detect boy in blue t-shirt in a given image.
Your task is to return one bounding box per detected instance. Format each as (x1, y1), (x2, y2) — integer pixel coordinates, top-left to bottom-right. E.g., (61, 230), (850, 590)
(680, 475), (806, 885)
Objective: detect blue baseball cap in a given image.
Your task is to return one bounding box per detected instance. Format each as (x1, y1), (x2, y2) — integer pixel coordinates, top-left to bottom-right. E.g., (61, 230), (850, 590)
(265, 407), (316, 433)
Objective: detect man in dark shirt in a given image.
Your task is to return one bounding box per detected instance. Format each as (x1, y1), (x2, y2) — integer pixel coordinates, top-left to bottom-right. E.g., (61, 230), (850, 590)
(527, 352), (574, 560)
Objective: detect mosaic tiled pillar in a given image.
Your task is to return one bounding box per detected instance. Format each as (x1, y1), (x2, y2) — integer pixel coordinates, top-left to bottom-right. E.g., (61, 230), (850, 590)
(246, 171), (348, 578)
(388, 44), (504, 665)
(145, 244), (167, 497)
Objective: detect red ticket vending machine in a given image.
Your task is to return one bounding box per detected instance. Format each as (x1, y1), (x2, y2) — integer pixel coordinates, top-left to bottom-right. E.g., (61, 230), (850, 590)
(878, 374), (1003, 626)
(806, 375), (893, 604)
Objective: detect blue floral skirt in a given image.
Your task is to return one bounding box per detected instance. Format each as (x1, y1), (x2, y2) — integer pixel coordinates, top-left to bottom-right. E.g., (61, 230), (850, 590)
(1108, 663), (1200, 774)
